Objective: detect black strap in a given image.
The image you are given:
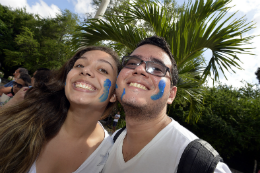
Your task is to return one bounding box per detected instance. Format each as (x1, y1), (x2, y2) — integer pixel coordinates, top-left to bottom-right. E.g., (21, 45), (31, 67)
(177, 139), (223, 173)
(113, 126), (126, 143)
(11, 87), (15, 96)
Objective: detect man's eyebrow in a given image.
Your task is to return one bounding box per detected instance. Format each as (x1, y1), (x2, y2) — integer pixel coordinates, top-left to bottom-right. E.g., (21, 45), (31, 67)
(78, 56), (114, 70)
(150, 57), (166, 66)
(131, 54), (166, 66)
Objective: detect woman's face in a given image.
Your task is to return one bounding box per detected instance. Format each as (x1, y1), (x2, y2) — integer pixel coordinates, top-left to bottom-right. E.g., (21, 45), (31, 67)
(13, 79), (25, 94)
(65, 50), (118, 109)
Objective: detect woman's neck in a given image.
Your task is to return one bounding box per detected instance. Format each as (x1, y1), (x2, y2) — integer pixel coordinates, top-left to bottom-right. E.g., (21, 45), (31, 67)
(61, 104), (105, 140)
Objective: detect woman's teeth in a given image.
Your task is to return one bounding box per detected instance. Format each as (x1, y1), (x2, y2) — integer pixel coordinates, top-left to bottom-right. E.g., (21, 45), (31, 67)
(75, 82), (95, 91)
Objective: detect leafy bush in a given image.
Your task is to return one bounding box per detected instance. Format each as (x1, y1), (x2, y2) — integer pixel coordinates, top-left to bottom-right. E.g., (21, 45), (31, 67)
(169, 82), (260, 160)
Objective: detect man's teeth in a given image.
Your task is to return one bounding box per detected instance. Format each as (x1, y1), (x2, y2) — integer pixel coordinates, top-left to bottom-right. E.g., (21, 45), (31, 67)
(75, 83), (95, 91)
(129, 83), (147, 90)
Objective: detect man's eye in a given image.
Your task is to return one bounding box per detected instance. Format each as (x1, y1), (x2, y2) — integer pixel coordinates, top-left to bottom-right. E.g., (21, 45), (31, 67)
(153, 67), (163, 72)
(126, 61), (138, 66)
(99, 68), (108, 74)
(74, 64), (84, 68)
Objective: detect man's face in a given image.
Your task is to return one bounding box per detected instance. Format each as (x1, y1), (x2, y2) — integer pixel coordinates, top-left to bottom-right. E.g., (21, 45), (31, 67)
(13, 69), (20, 79)
(116, 44), (177, 111)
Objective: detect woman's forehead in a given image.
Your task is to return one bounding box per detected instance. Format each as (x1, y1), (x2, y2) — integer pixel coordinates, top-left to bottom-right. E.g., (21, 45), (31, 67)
(76, 51), (117, 70)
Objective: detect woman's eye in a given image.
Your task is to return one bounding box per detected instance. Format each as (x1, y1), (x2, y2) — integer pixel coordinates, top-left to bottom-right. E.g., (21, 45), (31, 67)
(74, 64), (84, 68)
(99, 68), (108, 74)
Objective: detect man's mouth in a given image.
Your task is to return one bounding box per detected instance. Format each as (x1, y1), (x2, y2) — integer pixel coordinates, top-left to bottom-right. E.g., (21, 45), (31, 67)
(129, 82), (148, 90)
(74, 82), (96, 91)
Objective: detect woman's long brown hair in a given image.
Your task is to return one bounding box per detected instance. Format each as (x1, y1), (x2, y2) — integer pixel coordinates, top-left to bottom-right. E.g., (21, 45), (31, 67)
(0, 46), (120, 173)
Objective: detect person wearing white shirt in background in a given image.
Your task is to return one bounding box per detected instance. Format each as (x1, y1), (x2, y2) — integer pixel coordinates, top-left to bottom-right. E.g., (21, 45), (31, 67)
(113, 111), (121, 132)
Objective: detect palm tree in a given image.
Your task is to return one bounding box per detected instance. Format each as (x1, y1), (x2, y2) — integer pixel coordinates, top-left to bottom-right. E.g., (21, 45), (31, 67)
(74, 0), (256, 123)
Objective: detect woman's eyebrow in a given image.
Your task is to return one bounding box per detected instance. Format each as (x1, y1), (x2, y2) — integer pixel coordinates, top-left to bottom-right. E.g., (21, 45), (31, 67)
(98, 59), (114, 70)
(79, 56), (114, 70)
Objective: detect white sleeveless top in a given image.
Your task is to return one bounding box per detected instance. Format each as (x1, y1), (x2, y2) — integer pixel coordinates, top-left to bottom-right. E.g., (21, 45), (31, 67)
(28, 122), (113, 173)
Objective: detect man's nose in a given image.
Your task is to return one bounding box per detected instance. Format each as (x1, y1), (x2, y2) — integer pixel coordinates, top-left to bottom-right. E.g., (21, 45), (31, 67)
(132, 62), (148, 77)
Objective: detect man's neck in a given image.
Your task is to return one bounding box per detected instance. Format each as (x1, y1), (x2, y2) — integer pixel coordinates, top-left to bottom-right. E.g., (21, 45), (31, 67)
(125, 111), (171, 138)
(122, 111), (171, 162)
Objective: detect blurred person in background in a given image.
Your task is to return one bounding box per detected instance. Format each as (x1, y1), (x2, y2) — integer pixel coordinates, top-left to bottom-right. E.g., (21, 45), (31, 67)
(0, 73), (31, 107)
(31, 68), (51, 87)
(2, 68), (52, 107)
(0, 68), (28, 96)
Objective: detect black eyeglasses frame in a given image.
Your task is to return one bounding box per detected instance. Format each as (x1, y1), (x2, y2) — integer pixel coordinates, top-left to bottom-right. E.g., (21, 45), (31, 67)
(122, 56), (172, 79)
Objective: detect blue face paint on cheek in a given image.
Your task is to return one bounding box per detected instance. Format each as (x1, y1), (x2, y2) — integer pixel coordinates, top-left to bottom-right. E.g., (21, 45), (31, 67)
(151, 80), (166, 100)
(99, 79), (112, 102)
(115, 84), (118, 89)
(121, 88), (125, 101)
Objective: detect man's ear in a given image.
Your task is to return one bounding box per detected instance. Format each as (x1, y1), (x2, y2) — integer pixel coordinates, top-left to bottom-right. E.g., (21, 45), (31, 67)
(109, 93), (117, 103)
(167, 86), (177, 104)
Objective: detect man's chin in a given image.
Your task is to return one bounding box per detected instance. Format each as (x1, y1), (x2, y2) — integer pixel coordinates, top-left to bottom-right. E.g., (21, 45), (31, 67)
(120, 98), (146, 109)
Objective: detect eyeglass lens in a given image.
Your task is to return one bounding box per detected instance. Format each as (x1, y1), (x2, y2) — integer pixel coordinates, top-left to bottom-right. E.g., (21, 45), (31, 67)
(14, 82), (23, 88)
(123, 56), (167, 77)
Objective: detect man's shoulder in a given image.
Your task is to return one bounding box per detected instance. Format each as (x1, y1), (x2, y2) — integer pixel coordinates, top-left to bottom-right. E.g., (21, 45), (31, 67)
(167, 118), (198, 142)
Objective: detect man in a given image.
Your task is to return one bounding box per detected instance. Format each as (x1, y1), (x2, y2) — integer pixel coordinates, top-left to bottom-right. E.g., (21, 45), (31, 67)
(0, 68), (28, 96)
(102, 36), (231, 173)
(113, 111), (121, 132)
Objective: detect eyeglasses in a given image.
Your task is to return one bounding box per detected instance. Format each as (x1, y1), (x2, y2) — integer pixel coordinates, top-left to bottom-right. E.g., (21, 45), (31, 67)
(122, 56), (171, 78)
(13, 81), (24, 88)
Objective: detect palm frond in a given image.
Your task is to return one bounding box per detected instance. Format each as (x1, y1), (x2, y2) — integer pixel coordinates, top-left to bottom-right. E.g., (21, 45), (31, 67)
(73, 0), (257, 123)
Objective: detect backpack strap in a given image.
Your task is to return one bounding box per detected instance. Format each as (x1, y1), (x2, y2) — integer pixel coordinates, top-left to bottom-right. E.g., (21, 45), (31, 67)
(177, 139), (223, 173)
(113, 126), (126, 143)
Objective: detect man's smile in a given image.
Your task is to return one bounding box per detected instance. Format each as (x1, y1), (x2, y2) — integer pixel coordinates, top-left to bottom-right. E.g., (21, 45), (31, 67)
(129, 82), (148, 90)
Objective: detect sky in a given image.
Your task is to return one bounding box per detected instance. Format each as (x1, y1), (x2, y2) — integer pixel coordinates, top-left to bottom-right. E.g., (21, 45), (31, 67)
(0, 0), (259, 88)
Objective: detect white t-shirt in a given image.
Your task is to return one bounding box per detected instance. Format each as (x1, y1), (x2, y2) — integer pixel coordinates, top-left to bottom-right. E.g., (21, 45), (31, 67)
(28, 123), (113, 173)
(113, 114), (120, 122)
(102, 118), (231, 173)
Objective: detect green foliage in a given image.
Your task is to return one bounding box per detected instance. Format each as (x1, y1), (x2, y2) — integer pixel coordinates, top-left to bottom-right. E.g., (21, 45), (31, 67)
(169, 82), (260, 159)
(0, 5), (80, 76)
(74, 0), (257, 123)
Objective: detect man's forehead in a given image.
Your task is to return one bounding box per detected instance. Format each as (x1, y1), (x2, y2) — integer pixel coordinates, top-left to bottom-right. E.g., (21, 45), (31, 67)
(130, 44), (172, 67)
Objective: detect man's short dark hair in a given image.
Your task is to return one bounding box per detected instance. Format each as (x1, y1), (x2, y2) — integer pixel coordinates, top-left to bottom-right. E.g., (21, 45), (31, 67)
(18, 68), (28, 75)
(135, 36), (178, 86)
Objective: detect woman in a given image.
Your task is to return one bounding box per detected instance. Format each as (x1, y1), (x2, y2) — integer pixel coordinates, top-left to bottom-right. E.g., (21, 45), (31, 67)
(11, 73), (31, 95)
(0, 73), (31, 107)
(0, 46), (120, 173)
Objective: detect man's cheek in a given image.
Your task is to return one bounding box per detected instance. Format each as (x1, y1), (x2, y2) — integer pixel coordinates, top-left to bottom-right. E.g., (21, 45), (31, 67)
(151, 79), (166, 100)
